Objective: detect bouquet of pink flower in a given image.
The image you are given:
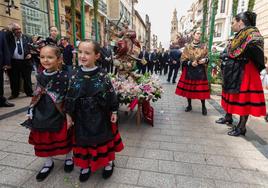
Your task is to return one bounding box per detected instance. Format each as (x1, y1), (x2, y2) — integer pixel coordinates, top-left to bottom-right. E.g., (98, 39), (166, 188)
(109, 73), (163, 104)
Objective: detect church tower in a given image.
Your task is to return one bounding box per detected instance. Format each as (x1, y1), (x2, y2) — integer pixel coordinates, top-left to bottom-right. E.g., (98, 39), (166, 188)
(170, 9), (178, 43)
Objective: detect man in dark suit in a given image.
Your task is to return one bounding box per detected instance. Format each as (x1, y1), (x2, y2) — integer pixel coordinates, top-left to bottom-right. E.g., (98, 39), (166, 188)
(149, 49), (159, 74)
(6, 23), (33, 99)
(163, 49), (171, 75)
(101, 42), (114, 73)
(167, 45), (182, 83)
(137, 46), (149, 74)
(158, 48), (166, 75)
(0, 30), (14, 107)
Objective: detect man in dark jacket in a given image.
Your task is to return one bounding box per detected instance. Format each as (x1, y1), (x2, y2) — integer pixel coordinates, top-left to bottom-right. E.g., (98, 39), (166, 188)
(6, 23), (33, 99)
(101, 42), (114, 73)
(0, 30), (14, 107)
(163, 49), (171, 75)
(167, 45), (182, 83)
(137, 46), (149, 74)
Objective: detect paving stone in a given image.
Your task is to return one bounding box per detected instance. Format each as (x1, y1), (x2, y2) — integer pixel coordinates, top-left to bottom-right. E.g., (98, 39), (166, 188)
(0, 151), (9, 161)
(8, 133), (28, 143)
(114, 155), (129, 168)
(2, 142), (34, 156)
(144, 149), (173, 160)
(142, 134), (173, 142)
(136, 140), (160, 149)
(96, 182), (143, 188)
(238, 158), (268, 172)
(0, 153), (36, 168)
(174, 152), (207, 164)
(126, 157), (158, 171)
(0, 141), (14, 150)
(160, 142), (188, 152)
(160, 129), (184, 136)
(227, 168), (264, 185)
(0, 132), (15, 140)
(138, 171), (176, 188)
(192, 164), (232, 181)
(176, 175), (216, 188)
(108, 167), (140, 185)
(205, 155), (241, 168)
(0, 166), (34, 187)
(119, 146), (145, 158)
(158, 160), (193, 176)
(214, 180), (251, 188)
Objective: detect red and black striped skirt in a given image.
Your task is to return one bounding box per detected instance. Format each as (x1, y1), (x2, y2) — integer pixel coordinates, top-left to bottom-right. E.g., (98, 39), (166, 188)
(29, 121), (72, 157)
(72, 123), (124, 172)
(175, 67), (210, 100)
(221, 60), (266, 116)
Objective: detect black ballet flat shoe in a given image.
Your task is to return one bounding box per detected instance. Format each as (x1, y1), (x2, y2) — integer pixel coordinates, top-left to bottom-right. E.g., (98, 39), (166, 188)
(185, 106), (192, 112)
(215, 117), (233, 125)
(36, 162), (54, 182)
(228, 128), (247, 136)
(102, 162), (115, 179)
(79, 169), (91, 182)
(64, 159), (74, 173)
(202, 107), (207, 116)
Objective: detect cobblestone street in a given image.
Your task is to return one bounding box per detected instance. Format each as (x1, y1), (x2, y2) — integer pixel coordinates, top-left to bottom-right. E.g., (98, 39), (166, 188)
(1, 76), (268, 188)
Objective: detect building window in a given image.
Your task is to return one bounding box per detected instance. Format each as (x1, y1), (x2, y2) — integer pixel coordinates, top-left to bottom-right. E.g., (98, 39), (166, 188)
(220, 0), (226, 13)
(20, 0), (49, 38)
(214, 23), (223, 37)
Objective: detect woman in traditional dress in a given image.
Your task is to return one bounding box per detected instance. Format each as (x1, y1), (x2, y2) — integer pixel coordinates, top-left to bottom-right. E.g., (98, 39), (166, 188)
(221, 11), (266, 136)
(175, 29), (210, 115)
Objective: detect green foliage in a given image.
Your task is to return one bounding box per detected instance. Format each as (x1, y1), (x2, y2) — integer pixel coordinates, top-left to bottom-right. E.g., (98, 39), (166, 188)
(248, 0), (255, 11)
(201, 0), (208, 42)
(232, 0), (239, 16)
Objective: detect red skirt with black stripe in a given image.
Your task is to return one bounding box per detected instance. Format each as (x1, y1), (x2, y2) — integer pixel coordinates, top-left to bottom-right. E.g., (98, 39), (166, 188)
(73, 123), (124, 172)
(175, 67), (210, 99)
(221, 60), (266, 116)
(29, 122), (72, 157)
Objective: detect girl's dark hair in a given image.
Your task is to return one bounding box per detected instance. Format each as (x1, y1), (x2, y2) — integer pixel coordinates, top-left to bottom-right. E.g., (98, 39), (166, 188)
(78, 40), (101, 54)
(42, 45), (62, 58)
(235, 11), (257, 27)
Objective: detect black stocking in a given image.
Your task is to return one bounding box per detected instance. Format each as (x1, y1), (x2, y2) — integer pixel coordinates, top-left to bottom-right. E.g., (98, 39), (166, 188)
(187, 98), (192, 107)
(201, 100), (206, 108)
(225, 113), (233, 121)
(238, 115), (249, 130)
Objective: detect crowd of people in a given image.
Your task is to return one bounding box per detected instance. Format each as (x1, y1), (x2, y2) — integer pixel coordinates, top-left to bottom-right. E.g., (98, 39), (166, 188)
(0, 9), (267, 183)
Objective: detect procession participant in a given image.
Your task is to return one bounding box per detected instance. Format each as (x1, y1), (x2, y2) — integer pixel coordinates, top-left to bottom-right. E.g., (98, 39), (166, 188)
(65, 40), (124, 182)
(24, 45), (73, 181)
(175, 28), (210, 115)
(221, 11), (266, 136)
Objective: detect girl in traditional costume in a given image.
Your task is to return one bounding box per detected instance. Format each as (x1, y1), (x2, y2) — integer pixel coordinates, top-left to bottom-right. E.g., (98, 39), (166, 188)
(25, 45), (73, 181)
(175, 29), (210, 115)
(65, 40), (124, 182)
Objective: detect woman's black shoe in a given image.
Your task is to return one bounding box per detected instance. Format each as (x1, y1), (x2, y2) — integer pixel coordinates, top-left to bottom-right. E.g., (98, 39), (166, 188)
(102, 162), (114, 179)
(79, 169), (91, 182)
(228, 128), (247, 136)
(185, 106), (192, 112)
(202, 107), (207, 116)
(265, 115), (268, 122)
(215, 117), (233, 125)
(36, 162), (54, 182)
(64, 159), (74, 173)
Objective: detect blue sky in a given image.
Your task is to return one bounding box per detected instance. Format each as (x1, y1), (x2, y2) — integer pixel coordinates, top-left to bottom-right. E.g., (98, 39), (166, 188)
(136, 0), (195, 49)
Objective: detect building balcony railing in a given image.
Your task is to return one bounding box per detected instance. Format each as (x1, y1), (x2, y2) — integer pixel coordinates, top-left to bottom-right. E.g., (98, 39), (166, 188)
(85, 0), (107, 15)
